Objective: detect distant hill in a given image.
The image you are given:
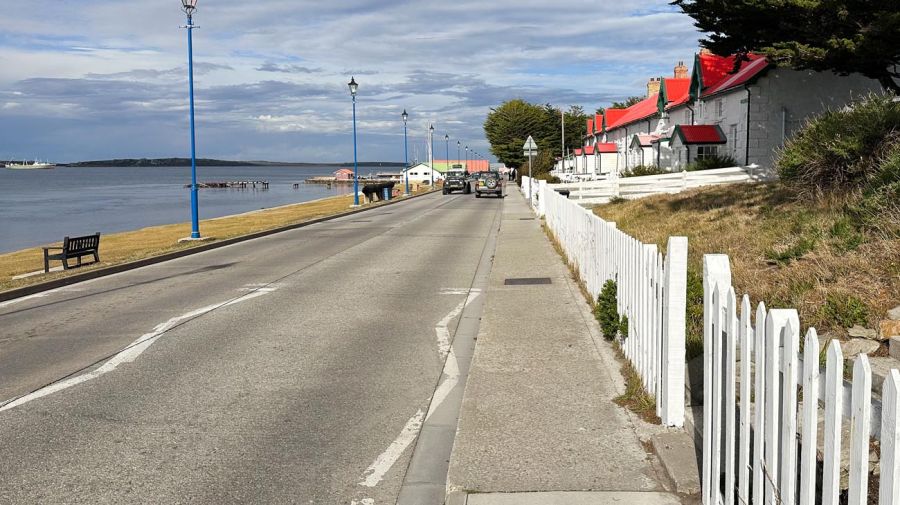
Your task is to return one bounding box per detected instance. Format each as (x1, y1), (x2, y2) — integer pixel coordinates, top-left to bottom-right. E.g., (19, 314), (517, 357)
(61, 158), (405, 168)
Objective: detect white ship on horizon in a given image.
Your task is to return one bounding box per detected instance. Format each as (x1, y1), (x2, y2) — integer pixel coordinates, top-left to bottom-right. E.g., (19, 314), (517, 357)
(5, 159), (56, 170)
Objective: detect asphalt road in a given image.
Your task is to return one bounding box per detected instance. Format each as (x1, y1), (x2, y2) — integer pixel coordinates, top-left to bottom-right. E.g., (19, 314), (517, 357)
(0, 191), (503, 504)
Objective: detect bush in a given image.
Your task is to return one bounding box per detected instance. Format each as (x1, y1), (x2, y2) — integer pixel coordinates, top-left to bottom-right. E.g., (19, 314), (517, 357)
(685, 154), (738, 172)
(619, 315), (629, 339)
(776, 92), (900, 199)
(622, 164), (668, 178)
(594, 280), (619, 340)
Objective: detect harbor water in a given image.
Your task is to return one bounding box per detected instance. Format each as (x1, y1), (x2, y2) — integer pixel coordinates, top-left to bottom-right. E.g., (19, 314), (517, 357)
(0, 165), (392, 253)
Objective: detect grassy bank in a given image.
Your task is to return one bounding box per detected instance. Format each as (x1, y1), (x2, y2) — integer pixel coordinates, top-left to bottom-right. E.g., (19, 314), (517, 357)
(0, 189), (429, 293)
(594, 182), (900, 360)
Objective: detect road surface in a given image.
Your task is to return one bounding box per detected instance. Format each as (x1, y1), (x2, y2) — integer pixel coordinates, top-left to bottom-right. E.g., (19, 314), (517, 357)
(0, 191), (502, 504)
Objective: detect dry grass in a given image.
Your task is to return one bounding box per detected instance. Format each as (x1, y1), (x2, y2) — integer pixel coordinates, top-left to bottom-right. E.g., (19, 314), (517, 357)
(595, 182), (900, 355)
(0, 189), (431, 293)
(612, 341), (661, 425)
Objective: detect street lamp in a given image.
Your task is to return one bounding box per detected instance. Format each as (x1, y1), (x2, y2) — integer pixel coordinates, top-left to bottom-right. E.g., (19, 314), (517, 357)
(456, 140), (461, 168)
(182, 0), (201, 239)
(444, 134), (450, 175)
(429, 124), (435, 186)
(465, 145), (469, 171)
(349, 77), (359, 206)
(402, 109), (409, 196)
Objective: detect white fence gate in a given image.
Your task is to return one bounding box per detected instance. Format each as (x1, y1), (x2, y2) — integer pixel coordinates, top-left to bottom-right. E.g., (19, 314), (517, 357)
(536, 182), (688, 427)
(703, 254), (900, 505)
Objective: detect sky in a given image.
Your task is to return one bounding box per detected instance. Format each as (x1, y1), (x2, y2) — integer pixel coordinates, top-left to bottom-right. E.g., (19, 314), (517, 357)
(0, 1), (703, 163)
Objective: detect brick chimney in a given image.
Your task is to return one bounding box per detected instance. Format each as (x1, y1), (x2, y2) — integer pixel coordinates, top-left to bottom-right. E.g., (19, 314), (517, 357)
(674, 60), (689, 79)
(647, 77), (661, 97)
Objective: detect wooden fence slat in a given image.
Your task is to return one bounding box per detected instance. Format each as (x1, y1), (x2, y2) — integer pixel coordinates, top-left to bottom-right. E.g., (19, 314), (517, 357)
(848, 355), (872, 505)
(661, 237), (687, 427)
(724, 288), (738, 505)
(711, 285), (724, 505)
(764, 310), (788, 505)
(753, 302), (767, 504)
(798, 328), (820, 505)
(780, 315), (800, 504)
(738, 295), (752, 505)
(881, 370), (900, 505)
(822, 340), (844, 505)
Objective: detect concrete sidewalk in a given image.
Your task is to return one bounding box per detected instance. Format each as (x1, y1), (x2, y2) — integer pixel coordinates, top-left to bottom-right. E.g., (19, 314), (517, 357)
(446, 190), (681, 504)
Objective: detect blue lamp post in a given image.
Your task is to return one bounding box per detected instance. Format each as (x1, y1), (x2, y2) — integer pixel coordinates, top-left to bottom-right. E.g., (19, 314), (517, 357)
(182, 0), (201, 239)
(349, 77), (359, 206)
(444, 134), (450, 174)
(402, 109), (409, 196)
(429, 124), (435, 186)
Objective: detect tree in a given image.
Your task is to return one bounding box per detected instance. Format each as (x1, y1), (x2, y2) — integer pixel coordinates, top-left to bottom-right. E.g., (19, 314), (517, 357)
(672, 0), (900, 92)
(484, 100), (586, 169)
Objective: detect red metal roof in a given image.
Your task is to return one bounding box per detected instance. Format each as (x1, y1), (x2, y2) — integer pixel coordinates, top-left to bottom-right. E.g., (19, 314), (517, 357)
(662, 78), (691, 109)
(333, 168), (354, 175)
(672, 124), (727, 144)
(586, 119), (594, 136)
(702, 54), (769, 97)
(631, 134), (659, 148)
(583, 145), (595, 155)
(603, 109), (628, 130)
(606, 94), (659, 131)
(595, 142), (617, 153)
(594, 114), (603, 134)
(573, 148), (583, 156)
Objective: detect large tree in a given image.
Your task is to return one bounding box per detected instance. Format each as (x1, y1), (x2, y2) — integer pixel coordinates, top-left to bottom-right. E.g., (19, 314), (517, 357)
(484, 100), (586, 171)
(671, 0), (900, 92)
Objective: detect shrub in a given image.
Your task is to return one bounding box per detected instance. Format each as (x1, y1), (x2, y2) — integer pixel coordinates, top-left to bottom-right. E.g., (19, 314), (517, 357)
(619, 315), (629, 339)
(685, 154), (738, 172)
(776, 92), (900, 199)
(622, 164), (668, 178)
(820, 292), (870, 329)
(594, 280), (619, 340)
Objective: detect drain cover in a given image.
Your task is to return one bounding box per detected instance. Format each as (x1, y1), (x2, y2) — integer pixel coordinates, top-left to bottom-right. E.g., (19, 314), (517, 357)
(519, 218), (535, 220)
(504, 277), (552, 285)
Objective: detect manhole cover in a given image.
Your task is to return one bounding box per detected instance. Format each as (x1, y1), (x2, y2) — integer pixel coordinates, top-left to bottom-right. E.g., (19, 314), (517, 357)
(519, 217), (535, 220)
(504, 277), (552, 285)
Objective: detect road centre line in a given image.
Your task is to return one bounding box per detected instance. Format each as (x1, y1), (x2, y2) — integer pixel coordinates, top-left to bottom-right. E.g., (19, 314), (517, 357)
(0, 285), (278, 413)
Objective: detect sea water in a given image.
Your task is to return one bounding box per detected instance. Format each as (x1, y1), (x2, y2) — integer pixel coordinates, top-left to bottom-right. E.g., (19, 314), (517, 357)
(0, 165), (386, 253)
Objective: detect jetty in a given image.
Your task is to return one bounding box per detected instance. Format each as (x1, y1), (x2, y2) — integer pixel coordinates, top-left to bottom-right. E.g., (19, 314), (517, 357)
(188, 180), (269, 189)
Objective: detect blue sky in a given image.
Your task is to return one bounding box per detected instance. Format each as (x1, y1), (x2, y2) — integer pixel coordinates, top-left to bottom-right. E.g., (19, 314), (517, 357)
(0, 1), (702, 163)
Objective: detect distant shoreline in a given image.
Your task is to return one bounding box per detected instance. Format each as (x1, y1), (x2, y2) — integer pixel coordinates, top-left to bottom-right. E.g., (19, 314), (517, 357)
(33, 158), (405, 168)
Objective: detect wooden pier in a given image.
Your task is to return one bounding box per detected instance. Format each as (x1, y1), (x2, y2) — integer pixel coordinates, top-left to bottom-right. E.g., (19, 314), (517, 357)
(188, 181), (269, 189)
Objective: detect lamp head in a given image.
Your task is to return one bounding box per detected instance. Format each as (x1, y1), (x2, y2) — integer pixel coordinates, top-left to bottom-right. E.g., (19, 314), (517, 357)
(348, 77), (358, 96)
(401, 109), (408, 123)
(444, 134), (449, 141)
(429, 124), (434, 133)
(181, 0), (198, 14)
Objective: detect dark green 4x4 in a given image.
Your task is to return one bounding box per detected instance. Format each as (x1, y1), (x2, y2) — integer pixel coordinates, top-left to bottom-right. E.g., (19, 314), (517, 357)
(443, 170), (470, 195)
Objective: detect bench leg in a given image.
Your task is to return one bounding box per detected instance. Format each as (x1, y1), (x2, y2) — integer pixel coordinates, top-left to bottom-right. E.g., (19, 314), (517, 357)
(43, 251), (50, 274)
(62, 258), (69, 270)
(93, 252), (99, 264)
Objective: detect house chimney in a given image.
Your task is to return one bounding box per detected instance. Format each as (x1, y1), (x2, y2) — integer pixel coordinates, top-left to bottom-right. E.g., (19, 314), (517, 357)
(674, 60), (688, 79)
(647, 77), (661, 97)
(699, 48), (713, 56)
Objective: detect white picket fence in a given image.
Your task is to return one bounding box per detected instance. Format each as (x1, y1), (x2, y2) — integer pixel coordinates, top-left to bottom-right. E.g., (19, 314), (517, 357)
(703, 254), (900, 505)
(551, 166), (774, 206)
(534, 180), (688, 427)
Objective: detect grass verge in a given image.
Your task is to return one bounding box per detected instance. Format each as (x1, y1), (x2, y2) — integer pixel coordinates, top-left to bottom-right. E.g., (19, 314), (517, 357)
(595, 181), (900, 360)
(0, 189), (431, 293)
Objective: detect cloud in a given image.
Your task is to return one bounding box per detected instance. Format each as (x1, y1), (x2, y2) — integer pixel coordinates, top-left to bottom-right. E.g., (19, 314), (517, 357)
(0, 0), (703, 162)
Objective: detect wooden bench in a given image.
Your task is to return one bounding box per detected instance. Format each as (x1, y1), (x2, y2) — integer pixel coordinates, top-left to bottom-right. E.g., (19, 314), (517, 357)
(42, 232), (101, 273)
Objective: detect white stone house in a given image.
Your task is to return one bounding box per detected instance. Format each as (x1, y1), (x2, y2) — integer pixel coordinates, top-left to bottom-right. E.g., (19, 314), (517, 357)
(667, 124), (729, 170)
(629, 134), (658, 168)
(663, 50), (883, 169)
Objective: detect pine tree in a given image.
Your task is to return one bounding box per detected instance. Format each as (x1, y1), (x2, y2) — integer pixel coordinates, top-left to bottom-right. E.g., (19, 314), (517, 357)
(672, 0), (900, 92)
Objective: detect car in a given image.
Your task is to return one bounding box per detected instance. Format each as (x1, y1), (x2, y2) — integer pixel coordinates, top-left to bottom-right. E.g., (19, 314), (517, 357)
(474, 171), (504, 198)
(442, 170), (470, 194)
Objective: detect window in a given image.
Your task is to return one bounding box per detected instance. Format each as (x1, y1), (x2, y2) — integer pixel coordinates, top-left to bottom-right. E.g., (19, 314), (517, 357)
(716, 99), (724, 118)
(696, 145), (719, 160)
(729, 124), (738, 157)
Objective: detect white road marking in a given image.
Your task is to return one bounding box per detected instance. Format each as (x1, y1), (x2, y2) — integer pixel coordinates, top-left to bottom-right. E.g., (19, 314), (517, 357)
(356, 289), (482, 489)
(0, 288), (66, 308)
(439, 287), (481, 296)
(359, 409), (425, 487)
(0, 287), (277, 412)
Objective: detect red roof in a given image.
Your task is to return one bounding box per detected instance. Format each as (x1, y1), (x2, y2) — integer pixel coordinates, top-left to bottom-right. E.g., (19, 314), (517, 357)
(606, 94), (659, 131)
(573, 148), (583, 156)
(662, 78), (691, 110)
(586, 119), (594, 136)
(672, 124), (727, 144)
(701, 54), (769, 97)
(594, 114), (603, 134)
(333, 168), (354, 175)
(595, 142), (617, 154)
(604, 109), (628, 130)
(583, 145), (595, 155)
(631, 134), (659, 147)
